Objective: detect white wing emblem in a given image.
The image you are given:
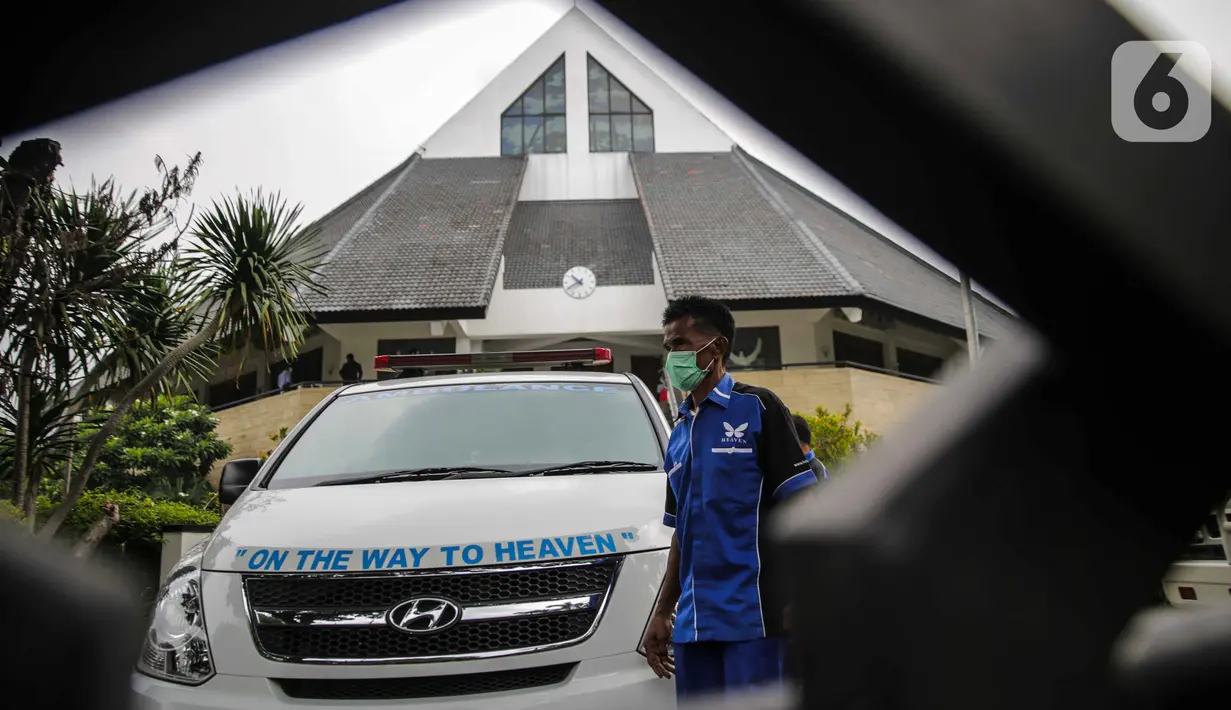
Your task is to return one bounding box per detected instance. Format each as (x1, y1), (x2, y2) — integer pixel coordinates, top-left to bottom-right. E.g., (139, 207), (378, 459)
(723, 422), (749, 437)
(729, 338), (763, 367)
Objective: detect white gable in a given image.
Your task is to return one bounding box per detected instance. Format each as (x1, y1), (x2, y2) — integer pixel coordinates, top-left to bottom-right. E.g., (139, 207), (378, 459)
(422, 7), (733, 162)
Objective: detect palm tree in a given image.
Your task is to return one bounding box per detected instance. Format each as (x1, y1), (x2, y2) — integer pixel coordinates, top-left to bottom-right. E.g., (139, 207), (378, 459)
(38, 189), (326, 537)
(3, 169), (189, 516)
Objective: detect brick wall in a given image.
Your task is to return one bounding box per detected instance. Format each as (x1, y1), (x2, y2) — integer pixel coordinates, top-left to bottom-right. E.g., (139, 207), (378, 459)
(735, 367), (939, 435)
(208, 387), (339, 487)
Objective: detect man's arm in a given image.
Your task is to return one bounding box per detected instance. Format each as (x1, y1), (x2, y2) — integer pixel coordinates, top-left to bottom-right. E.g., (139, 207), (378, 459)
(655, 532), (681, 615)
(753, 387), (818, 503)
(642, 532), (679, 678)
(642, 462), (681, 679)
(658, 467), (681, 611)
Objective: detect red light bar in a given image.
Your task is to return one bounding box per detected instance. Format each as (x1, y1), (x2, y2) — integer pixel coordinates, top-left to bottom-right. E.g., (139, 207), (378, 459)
(375, 347), (612, 372)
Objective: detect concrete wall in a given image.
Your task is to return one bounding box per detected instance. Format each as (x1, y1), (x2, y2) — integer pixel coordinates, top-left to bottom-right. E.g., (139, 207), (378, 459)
(736, 366), (940, 436)
(317, 321), (456, 378)
(206, 365), (937, 488)
(208, 387), (340, 486)
(456, 257), (667, 340)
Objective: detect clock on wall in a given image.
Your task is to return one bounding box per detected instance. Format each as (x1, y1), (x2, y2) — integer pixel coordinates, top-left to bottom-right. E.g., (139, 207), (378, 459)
(563, 266), (597, 299)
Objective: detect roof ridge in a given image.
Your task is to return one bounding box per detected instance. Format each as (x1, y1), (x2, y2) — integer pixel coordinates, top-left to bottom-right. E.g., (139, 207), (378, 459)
(734, 147), (1013, 318)
(574, 1), (736, 147)
(318, 153), (422, 266)
(730, 147), (863, 295)
(477, 157), (530, 306)
(309, 152), (417, 235)
(628, 152), (676, 299)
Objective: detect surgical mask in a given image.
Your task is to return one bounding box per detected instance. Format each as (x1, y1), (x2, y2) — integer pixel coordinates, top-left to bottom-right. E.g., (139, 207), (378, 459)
(665, 337), (717, 392)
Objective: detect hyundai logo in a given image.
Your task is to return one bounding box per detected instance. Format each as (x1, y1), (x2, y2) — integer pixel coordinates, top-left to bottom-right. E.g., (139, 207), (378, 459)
(386, 597), (462, 634)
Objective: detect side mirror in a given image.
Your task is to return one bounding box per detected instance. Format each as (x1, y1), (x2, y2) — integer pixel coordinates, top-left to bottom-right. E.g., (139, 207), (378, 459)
(218, 458), (263, 505)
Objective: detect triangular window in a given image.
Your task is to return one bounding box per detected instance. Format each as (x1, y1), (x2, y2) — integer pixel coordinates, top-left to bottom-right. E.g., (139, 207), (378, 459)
(587, 55), (654, 153)
(501, 55), (567, 156)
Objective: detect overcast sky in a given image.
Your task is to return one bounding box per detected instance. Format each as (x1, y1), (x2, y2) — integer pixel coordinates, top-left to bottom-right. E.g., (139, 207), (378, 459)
(2, 0), (1226, 307)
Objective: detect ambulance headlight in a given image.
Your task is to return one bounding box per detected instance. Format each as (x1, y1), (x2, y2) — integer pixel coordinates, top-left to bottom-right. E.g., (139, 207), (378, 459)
(136, 542), (214, 685)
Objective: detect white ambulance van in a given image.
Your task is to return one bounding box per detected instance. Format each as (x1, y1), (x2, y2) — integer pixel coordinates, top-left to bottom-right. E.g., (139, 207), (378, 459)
(1162, 493), (1231, 608)
(131, 348), (677, 709)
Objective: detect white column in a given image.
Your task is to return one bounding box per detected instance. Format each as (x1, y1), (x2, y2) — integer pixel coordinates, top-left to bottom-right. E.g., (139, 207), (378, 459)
(960, 273), (981, 364)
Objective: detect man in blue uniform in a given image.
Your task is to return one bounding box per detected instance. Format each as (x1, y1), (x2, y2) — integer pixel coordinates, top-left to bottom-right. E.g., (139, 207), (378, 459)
(641, 296), (819, 700)
(792, 413), (832, 483)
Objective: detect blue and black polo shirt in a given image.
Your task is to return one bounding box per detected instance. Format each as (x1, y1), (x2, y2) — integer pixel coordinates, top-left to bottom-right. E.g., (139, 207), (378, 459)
(663, 373), (818, 644)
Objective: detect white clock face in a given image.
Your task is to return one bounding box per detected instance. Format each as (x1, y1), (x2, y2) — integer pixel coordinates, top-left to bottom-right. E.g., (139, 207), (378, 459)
(563, 266), (597, 299)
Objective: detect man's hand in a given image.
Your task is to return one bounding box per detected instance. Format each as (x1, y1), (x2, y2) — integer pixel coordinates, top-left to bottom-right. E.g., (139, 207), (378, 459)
(641, 611), (675, 679)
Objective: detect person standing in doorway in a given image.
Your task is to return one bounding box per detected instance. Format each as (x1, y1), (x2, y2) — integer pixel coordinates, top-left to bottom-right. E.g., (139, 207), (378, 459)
(339, 353), (363, 383)
(791, 413), (832, 483)
(642, 296), (819, 701)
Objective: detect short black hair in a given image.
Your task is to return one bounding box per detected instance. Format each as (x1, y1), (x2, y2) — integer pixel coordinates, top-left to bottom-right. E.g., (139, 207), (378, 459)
(791, 414), (812, 447)
(345, 353), (354, 360)
(661, 296), (736, 359)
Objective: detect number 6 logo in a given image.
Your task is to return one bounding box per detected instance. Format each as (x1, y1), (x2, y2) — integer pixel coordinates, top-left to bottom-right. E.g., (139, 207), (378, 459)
(1112, 41), (1212, 143)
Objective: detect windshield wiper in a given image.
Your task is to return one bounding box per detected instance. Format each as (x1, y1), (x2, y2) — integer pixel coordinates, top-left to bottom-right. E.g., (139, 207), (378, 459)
(454, 460), (660, 479)
(315, 467), (513, 487)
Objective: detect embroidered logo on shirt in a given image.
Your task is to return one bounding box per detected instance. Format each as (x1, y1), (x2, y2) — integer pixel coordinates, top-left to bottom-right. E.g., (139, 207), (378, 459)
(721, 421), (749, 444)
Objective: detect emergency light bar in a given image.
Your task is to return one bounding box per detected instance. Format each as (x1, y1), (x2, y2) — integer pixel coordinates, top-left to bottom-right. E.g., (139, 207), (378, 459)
(374, 347), (612, 372)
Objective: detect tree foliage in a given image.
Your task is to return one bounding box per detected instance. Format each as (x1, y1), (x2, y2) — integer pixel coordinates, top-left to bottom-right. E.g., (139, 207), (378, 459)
(86, 395), (231, 504)
(0, 138), (326, 546)
(259, 427), (289, 462)
(794, 404), (880, 470)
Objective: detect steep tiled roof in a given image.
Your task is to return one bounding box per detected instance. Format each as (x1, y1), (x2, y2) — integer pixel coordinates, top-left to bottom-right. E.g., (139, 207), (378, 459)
(303, 147), (1013, 338)
(630, 149), (1015, 338)
(735, 150), (1014, 339)
(502, 200), (655, 289)
(307, 155), (416, 257)
(303, 156), (526, 315)
(630, 152), (855, 301)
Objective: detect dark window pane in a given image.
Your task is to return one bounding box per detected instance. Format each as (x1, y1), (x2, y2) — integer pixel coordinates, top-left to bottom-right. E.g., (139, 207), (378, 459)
(501, 117), (523, 156)
(610, 79), (631, 113)
(545, 116), (567, 152)
(524, 116), (544, 153)
(631, 96), (651, 114)
(588, 60), (609, 112)
(612, 115), (632, 151)
(503, 97), (522, 116)
(897, 348), (945, 379)
(523, 78), (545, 115)
(545, 58), (566, 113)
(833, 331), (885, 369)
(632, 115), (654, 152)
(590, 115), (611, 152)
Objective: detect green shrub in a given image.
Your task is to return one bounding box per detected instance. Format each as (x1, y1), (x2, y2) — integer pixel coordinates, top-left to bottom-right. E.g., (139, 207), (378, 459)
(0, 499), (23, 523)
(259, 427), (289, 462)
(36, 488), (220, 548)
(795, 404), (880, 470)
(84, 394), (232, 506)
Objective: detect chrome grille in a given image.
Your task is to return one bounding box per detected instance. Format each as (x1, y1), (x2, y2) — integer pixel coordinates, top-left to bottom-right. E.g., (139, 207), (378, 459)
(243, 557), (621, 663)
(277, 663), (576, 700)
(246, 560), (615, 607)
